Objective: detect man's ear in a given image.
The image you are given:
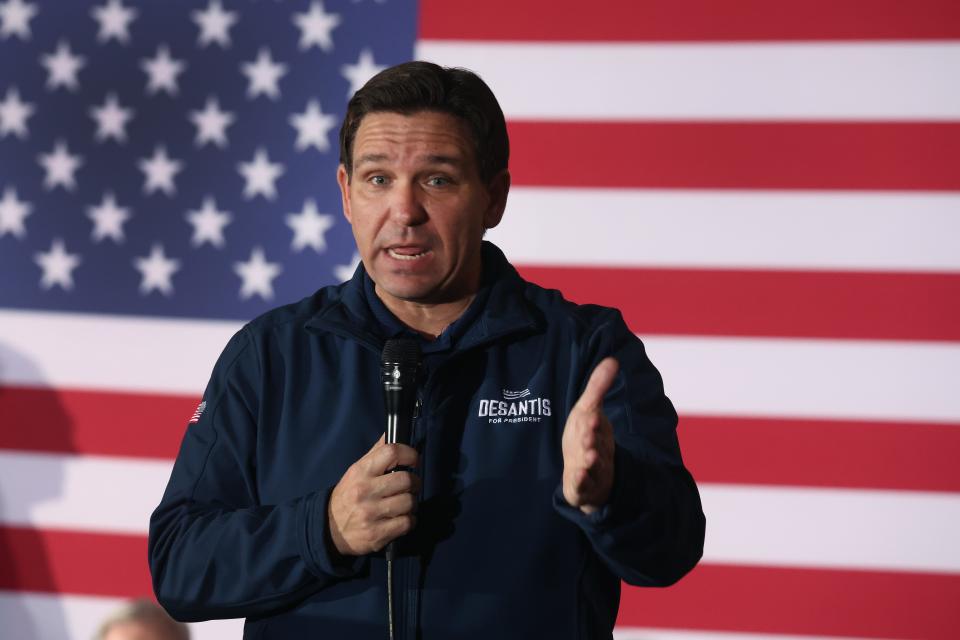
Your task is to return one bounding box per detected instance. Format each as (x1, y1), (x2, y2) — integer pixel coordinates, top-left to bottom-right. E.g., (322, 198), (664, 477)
(337, 164), (352, 224)
(483, 169), (510, 230)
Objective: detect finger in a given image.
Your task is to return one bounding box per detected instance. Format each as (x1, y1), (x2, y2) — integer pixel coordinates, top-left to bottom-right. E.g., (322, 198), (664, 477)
(359, 433), (387, 463)
(571, 467), (593, 502)
(366, 442), (419, 476)
(375, 492), (418, 519)
(370, 470), (421, 499)
(574, 357), (619, 412)
(374, 515), (417, 551)
(583, 447), (599, 469)
(580, 413), (600, 449)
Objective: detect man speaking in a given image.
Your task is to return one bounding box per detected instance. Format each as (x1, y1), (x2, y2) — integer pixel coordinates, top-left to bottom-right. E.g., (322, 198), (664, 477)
(149, 62), (705, 639)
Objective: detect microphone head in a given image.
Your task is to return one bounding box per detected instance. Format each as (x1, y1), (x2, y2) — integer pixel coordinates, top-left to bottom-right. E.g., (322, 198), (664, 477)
(381, 338), (422, 368)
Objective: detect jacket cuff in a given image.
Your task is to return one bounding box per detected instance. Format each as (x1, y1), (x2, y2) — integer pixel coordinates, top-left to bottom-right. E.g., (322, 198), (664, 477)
(299, 487), (367, 579)
(552, 445), (638, 532)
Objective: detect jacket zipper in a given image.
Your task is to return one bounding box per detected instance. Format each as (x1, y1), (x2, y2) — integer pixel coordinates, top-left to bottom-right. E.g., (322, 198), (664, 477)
(397, 349), (492, 639)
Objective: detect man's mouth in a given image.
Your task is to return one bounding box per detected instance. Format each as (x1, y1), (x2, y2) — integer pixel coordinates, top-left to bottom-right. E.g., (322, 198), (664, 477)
(387, 247), (431, 261)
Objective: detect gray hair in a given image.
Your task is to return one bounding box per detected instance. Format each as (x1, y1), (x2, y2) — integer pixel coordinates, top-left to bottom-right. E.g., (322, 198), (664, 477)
(94, 599), (190, 640)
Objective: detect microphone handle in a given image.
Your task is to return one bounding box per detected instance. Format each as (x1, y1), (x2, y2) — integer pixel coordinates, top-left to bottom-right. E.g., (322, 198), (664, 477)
(383, 380), (418, 561)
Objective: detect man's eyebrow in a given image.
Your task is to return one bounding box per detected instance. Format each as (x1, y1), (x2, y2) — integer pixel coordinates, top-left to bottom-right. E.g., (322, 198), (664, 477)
(354, 153), (389, 167)
(423, 154), (464, 167)
(353, 153), (466, 169)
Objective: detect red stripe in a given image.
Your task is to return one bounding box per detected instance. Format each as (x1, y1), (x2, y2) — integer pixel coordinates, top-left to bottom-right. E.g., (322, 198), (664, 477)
(516, 265), (960, 341)
(0, 527), (152, 598)
(680, 415), (960, 493)
(619, 563), (960, 639)
(509, 122), (960, 191)
(3, 387), (959, 493)
(420, 0), (960, 41)
(0, 386), (193, 459)
(5, 527), (958, 639)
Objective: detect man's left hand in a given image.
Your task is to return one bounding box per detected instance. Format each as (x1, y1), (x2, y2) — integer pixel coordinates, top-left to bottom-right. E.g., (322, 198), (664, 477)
(561, 357), (619, 514)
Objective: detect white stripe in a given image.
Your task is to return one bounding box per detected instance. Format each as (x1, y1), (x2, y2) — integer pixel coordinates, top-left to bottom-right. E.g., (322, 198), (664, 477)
(614, 629), (882, 640)
(0, 308), (240, 394)
(0, 451), (171, 534)
(0, 593), (891, 640)
(3, 451), (959, 574)
(491, 188), (960, 272)
(643, 335), (960, 423)
(700, 484), (960, 574)
(0, 592), (244, 640)
(416, 41), (960, 120)
(3, 310), (959, 423)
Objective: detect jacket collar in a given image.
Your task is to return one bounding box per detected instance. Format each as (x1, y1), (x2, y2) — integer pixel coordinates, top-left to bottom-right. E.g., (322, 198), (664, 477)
(304, 242), (542, 354)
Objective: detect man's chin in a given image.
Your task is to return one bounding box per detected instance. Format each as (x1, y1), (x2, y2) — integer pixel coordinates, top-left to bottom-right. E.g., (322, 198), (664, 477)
(374, 278), (439, 305)
(376, 278), (477, 308)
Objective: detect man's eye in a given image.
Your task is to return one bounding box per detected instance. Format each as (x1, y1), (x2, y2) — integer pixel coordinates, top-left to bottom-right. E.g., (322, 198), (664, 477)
(369, 175), (387, 186)
(427, 176), (450, 187)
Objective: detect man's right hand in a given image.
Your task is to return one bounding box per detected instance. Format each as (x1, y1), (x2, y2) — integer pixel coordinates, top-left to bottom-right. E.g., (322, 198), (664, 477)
(328, 434), (420, 556)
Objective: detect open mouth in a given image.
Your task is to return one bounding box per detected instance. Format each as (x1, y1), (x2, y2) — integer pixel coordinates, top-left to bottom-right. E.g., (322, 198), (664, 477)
(387, 247), (431, 261)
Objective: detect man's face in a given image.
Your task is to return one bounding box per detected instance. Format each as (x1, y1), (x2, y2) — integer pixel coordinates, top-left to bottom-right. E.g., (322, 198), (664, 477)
(337, 110), (508, 306)
(102, 620), (173, 640)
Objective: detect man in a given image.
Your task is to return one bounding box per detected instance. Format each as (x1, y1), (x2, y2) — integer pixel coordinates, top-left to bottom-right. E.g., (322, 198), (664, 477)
(149, 62), (704, 639)
(95, 599), (189, 640)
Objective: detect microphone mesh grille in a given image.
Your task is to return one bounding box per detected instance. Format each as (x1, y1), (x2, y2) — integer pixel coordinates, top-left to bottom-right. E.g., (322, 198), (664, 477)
(381, 338), (422, 366)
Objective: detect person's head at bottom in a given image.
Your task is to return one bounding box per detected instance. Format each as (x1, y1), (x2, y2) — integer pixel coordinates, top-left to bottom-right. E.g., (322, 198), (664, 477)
(95, 599), (190, 640)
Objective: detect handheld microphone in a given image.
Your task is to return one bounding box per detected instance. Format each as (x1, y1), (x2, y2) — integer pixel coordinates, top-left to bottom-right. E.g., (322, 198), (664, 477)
(380, 338), (421, 561)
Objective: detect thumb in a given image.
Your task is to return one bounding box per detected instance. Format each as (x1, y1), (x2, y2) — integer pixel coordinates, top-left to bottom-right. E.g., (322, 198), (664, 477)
(368, 432), (386, 453)
(361, 433), (390, 475)
(575, 357), (619, 412)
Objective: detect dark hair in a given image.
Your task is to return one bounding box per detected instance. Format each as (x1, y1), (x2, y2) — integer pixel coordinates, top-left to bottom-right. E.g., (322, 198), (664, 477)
(339, 61), (509, 184)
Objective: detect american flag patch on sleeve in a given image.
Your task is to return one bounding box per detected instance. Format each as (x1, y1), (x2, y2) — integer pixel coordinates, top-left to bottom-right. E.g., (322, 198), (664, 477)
(189, 400), (207, 424)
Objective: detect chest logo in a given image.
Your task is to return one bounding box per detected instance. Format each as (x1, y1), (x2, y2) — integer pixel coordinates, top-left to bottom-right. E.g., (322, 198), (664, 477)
(478, 389), (552, 424)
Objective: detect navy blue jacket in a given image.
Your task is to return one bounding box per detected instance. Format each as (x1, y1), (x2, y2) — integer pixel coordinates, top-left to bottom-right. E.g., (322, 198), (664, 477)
(149, 242), (705, 639)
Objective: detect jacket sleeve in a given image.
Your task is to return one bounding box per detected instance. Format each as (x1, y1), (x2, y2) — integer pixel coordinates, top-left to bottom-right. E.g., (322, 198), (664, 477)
(552, 309), (706, 586)
(148, 327), (365, 622)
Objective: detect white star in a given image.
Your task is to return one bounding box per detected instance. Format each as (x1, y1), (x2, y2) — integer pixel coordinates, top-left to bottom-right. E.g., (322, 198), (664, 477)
(241, 48), (287, 100)
(90, 0), (136, 44)
(138, 146), (183, 196)
(341, 48), (385, 97)
(186, 196), (232, 247)
(289, 99), (336, 152)
(40, 40), (86, 92)
(293, 1), (340, 52)
(286, 199), (334, 253)
(0, 186), (32, 238)
(237, 148), (284, 200)
(37, 140), (83, 191)
(189, 97), (234, 147)
(34, 238), (81, 290)
(334, 251), (361, 282)
(133, 244), (180, 296)
(0, 0), (37, 40)
(86, 191), (130, 243)
(191, 0), (237, 48)
(234, 246), (282, 300)
(89, 93), (134, 143)
(0, 86), (34, 139)
(141, 45), (186, 96)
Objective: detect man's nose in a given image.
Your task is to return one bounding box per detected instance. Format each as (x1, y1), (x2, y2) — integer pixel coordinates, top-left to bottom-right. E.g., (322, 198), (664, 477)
(389, 182), (428, 226)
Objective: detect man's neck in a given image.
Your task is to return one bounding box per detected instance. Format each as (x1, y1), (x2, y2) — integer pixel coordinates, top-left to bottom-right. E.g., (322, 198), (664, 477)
(374, 285), (477, 340)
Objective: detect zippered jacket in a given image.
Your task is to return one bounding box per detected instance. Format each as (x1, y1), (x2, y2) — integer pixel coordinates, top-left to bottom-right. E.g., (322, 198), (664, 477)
(149, 242), (705, 639)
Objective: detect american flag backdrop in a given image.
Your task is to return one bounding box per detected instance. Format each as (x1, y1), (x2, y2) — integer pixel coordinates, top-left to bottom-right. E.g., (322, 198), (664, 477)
(1, 0), (958, 638)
